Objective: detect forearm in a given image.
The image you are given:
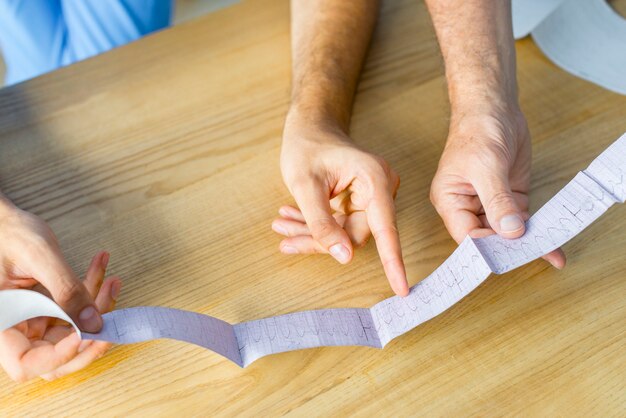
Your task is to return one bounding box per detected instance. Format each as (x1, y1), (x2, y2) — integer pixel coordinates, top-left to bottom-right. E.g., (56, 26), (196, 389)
(424, 0), (518, 117)
(289, 0), (379, 132)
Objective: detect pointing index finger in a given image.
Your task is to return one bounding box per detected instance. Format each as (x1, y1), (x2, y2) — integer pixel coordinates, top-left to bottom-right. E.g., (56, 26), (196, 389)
(366, 192), (409, 296)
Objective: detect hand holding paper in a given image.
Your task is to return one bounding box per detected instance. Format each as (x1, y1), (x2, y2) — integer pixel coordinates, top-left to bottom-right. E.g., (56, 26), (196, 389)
(430, 113), (567, 269)
(0, 197), (105, 332)
(0, 252), (121, 382)
(424, 1), (566, 267)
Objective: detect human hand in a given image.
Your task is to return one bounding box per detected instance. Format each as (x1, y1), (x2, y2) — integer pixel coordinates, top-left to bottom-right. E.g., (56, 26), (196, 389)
(0, 251), (121, 382)
(0, 195), (105, 331)
(274, 116), (409, 296)
(429, 111), (566, 268)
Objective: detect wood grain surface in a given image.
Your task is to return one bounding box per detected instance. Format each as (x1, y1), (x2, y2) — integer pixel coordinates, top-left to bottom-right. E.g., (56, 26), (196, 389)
(0, 0), (624, 416)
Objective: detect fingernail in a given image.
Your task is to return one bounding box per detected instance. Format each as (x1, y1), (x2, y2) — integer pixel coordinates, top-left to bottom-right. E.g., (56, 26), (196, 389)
(500, 215), (524, 233)
(111, 281), (121, 300)
(79, 306), (102, 332)
(281, 245), (299, 254)
(272, 223), (288, 235)
(279, 208), (289, 217)
(329, 244), (350, 264)
(101, 252), (110, 269)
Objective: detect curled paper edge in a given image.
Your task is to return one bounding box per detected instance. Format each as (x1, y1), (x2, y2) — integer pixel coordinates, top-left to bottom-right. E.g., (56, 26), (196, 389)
(0, 289), (81, 337)
(531, 0), (626, 95)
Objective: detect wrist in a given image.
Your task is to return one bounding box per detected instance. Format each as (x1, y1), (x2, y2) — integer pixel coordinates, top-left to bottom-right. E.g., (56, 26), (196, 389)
(448, 108), (529, 145)
(445, 49), (519, 117)
(449, 77), (523, 130)
(449, 77), (520, 115)
(284, 103), (350, 141)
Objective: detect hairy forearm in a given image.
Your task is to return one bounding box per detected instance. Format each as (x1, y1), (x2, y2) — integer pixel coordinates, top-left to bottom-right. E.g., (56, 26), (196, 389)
(289, 0), (379, 132)
(424, 0), (518, 116)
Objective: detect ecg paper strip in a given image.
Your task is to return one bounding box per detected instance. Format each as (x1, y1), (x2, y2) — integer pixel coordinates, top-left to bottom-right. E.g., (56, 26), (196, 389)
(532, 0), (626, 95)
(0, 134), (624, 367)
(511, 0), (564, 38)
(0, 291), (81, 337)
(513, 0), (626, 95)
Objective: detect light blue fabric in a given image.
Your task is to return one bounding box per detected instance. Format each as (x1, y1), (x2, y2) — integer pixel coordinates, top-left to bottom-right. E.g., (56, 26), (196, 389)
(0, 0), (173, 85)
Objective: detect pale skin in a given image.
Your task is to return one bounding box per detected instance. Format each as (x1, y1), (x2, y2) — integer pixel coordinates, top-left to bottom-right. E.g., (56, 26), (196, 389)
(277, 0), (409, 296)
(0, 195), (120, 382)
(275, 0), (566, 295)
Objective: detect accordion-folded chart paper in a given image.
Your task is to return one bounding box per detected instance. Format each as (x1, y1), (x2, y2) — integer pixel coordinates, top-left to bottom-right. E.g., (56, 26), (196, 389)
(1, 133), (624, 367)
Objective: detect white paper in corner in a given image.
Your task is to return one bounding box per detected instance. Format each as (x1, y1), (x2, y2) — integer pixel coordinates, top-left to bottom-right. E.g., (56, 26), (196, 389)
(531, 0), (626, 95)
(0, 289), (81, 336)
(512, 0), (566, 39)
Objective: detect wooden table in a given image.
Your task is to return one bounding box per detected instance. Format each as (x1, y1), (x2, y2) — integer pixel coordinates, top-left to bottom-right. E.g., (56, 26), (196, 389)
(0, 0), (624, 415)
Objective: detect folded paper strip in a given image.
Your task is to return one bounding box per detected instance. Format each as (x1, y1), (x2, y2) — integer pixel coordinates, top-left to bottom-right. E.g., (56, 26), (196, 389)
(1, 134), (624, 367)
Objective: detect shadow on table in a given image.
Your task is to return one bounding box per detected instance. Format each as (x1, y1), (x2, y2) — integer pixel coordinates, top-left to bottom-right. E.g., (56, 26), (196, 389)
(0, 83), (180, 307)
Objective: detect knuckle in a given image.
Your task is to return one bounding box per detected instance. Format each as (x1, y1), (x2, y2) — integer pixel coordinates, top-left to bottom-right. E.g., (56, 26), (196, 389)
(485, 191), (515, 213)
(352, 154), (398, 194)
(371, 158), (390, 178)
(429, 183), (448, 212)
(374, 155), (390, 171)
(371, 225), (398, 242)
(429, 186), (440, 206)
(359, 154), (388, 177)
(310, 218), (338, 242)
(381, 256), (401, 271)
(56, 280), (83, 306)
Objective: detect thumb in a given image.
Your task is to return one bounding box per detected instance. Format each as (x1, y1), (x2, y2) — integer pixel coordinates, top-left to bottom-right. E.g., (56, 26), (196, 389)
(30, 250), (103, 333)
(474, 175), (526, 239)
(291, 178), (353, 264)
